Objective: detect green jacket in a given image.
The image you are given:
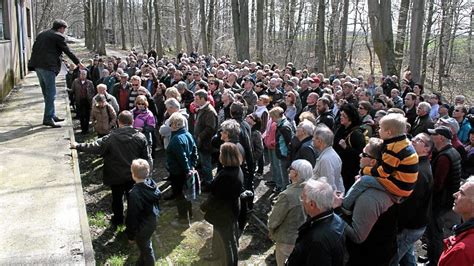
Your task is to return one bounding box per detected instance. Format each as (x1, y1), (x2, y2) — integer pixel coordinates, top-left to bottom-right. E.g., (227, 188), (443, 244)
(268, 182), (306, 244)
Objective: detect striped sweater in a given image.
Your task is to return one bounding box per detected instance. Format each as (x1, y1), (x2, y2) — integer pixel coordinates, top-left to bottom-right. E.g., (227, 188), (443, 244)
(362, 135), (419, 197)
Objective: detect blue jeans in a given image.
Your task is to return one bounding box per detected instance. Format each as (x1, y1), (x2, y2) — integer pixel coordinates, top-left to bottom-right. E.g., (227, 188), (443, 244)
(36, 68), (58, 122)
(268, 149), (283, 190)
(198, 151), (213, 183)
(279, 158), (290, 190)
(135, 218), (157, 266)
(390, 227), (426, 266)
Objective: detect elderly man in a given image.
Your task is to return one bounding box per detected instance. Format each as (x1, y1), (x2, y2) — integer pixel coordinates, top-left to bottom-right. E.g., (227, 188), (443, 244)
(286, 178), (346, 266)
(71, 69), (95, 134)
(312, 125), (344, 193)
(93, 84), (119, 114)
(112, 73), (132, 112)
(425, 125), (462, 265)
(291, 121), (318, 167)
(410, 101), (435, 136)
(438, 177), (474, 265)
(159, 98), (189, 149)
(302, 92), (318, 117)
(71, 111), (150, 227)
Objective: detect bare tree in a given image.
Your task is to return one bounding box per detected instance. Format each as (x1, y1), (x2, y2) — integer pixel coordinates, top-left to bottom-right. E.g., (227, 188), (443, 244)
(394, 0), (411, 75)
(184, 0), (193, 53)
(438, 0), (451, 91)
(367, 0), (397, 75)
(339, 0), (349, 70)
(327, 0), (340, 68)
(174, 0), (183, 52)
(470, 5), (473, 66)
(231, 0), (250, 60)
(315, 0), (326, 72)
(154, 0), (164, 57)
(207, 0), (215, 54)
(358, 3), (375, 74)
(256, 0), (264, 61)
(199, 0), (209, 55)
(421, 0), (435, 84)
(409, 0), (425, 83)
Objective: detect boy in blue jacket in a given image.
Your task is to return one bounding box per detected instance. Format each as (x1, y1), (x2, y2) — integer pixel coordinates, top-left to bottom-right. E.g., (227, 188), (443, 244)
(126, 159), (161, 265)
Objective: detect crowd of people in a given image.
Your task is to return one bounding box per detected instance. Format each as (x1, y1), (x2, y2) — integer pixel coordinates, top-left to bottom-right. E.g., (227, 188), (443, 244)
(63, 47), (474, 266)
(27, 18), (474, 266)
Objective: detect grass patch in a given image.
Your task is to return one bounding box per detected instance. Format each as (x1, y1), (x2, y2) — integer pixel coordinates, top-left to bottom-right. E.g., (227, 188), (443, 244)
(89, 211), (108, 228)
(104, 253), (127, 266)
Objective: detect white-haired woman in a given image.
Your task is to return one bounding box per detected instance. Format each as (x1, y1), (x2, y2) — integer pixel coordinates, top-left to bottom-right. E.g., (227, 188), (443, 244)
(268, 159), (313, 266)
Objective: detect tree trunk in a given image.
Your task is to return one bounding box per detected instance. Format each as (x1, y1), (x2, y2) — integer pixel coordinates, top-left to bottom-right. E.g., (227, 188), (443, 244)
(394, 0), (410, 76)
(184, 0), (193, 53)
(327, 0), (340, 68)
(421, 0), (435, 84)
(207, 0), (215, 55)
(98, 0), (106, 55)
(285, 0), (304, 63)
(348, 0), (360, 71)
(147, 0), (153, 51)
(93, 1), (99, 51)
(409, 0), (425, 83)
(129, 0), (135, 48)
(174, 0), (182, 53)
(239, 0), (250, 60)
(84, 0), (93, 49)
(367, 0), (397, 75)
(437, 0), (450, 91)
(358, 4), (374, 75)
(199, 0), (209, 55)
(469, 5), (473, 66)
(154, 0), (164, 58)
(268, 0), (275, 51)
(315, 0), (326, 73)
(338, 0), (349, 70)
(256, 0), (264, 61)
(111, 0), (117, 47)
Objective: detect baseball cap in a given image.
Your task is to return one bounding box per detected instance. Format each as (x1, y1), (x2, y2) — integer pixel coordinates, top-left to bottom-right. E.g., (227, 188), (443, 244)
(312, 77), (321, 83)
(439, 117), (459, 134)
(428, 125), (453, 139)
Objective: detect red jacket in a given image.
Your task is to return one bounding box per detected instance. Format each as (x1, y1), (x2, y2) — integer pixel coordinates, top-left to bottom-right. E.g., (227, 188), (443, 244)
(439, 220), (474, 266)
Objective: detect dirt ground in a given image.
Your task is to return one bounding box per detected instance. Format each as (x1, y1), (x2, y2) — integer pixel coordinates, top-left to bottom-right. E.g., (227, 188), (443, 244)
(75, 126), (277, 265)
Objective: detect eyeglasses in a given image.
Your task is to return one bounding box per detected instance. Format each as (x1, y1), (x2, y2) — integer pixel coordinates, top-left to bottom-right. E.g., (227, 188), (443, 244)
(412, 138), (426, 145)
(360, 152), (375, 159)
(454, 109), (462, 112)
(136, 103), (145, 106)
(358, 106), (365, 110)
(132, 84), (140, 87)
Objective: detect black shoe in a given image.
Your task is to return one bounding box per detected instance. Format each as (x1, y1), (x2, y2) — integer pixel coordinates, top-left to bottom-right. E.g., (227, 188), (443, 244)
(53, 116), (65, 122)
(43, 120), (61, 128)
(418, 255), (429, 263)
(265, 180), (276, 187)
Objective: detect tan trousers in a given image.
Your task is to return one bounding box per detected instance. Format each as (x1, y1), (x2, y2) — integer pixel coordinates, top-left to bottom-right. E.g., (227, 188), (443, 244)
(275, 242), (295, 266)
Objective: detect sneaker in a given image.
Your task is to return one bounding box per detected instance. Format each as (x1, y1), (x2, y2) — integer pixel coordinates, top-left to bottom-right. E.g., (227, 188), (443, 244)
(417, 256), (429, 263)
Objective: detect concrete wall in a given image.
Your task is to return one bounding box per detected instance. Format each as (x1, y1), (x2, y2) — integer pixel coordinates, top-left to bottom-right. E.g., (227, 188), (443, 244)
(0, 0), (33, 102)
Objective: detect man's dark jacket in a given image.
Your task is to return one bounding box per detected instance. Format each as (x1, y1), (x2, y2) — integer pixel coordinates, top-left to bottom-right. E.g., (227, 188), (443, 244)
(76, 126), (150, 185)
(29, 29), (80, 74)
(286, 210), (346, 266)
